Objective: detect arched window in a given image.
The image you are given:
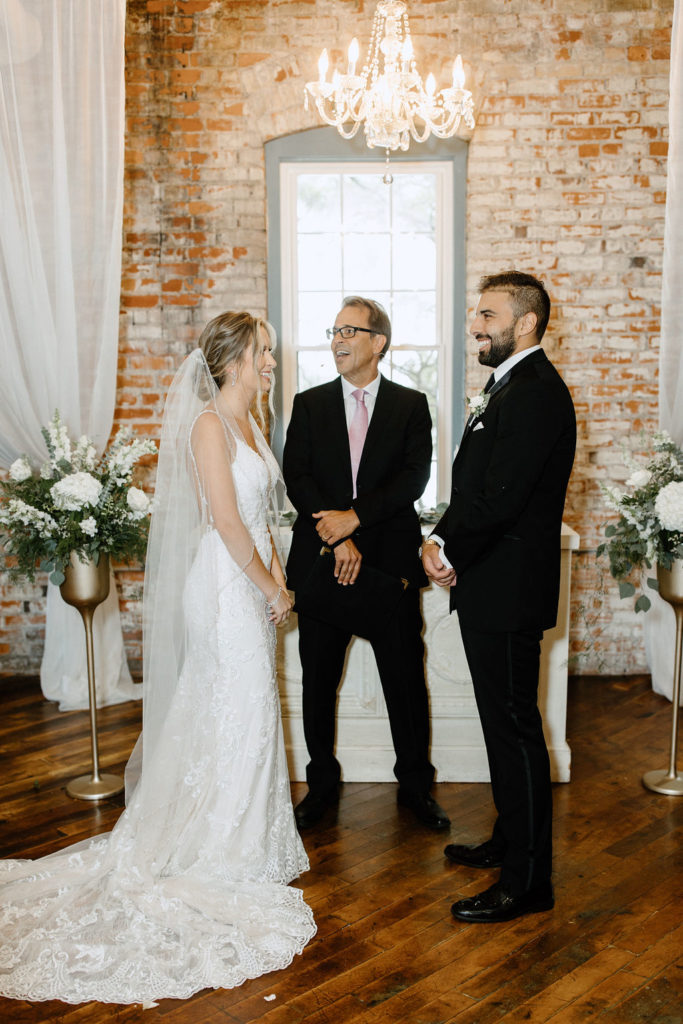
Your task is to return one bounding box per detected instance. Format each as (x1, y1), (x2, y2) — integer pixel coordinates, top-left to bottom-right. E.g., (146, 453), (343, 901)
(266, 127), (467, 506)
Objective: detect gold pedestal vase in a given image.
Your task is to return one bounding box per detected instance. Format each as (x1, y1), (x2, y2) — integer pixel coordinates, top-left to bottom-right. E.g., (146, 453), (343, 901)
(642, 560), (683, 796)
(59, 552), (125, 800)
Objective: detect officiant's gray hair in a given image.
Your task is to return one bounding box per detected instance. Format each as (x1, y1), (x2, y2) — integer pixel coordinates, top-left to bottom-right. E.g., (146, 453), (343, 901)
(197, 311), (277, 421)
(341, 296), (391, 357)
(478, 271), (551, 341)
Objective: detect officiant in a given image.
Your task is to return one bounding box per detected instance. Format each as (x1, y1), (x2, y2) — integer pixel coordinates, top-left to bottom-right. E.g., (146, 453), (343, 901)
(283, 295), (449, 832)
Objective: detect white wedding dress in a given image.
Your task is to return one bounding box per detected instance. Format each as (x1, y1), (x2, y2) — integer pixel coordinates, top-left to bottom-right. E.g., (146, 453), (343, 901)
(0, 406), (315, 1005)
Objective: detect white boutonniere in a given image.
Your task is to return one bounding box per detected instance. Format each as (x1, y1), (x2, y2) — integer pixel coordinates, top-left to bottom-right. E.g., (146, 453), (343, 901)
(466, 390), (490, 418)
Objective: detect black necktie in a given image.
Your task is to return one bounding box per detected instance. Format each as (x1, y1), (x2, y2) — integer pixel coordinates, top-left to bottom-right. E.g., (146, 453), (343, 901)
(484, 373), (495, 394)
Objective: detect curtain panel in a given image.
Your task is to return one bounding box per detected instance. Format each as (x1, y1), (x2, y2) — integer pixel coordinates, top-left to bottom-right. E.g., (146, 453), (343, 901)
(0, 0), (139, 708)
(645, 0), (683, 703)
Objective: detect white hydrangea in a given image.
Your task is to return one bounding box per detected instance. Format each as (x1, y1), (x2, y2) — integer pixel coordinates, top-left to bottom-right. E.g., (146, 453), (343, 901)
(126, 486), (150, 519)
(9, 457), (32, 482)
(626, 468), (652, 489)
(79, 517), (98, 537)
(50, 472), (102, 511)
(654, 481), (683, 533)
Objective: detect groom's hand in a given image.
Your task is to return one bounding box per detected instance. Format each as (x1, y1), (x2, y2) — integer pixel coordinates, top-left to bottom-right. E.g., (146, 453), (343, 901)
(422, 543), (457, 588)
(313, 508), (360, 545)
(333, 538), (362, 585)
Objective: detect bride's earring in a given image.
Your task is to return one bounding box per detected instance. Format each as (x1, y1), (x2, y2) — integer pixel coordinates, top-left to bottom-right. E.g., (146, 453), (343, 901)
(229, 370), (237, 387)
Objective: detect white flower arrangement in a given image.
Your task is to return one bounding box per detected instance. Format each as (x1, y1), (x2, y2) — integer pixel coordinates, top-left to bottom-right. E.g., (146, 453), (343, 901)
(466, 390), (490, 418)
(0, 411), (157, 585)
(598, 430), (683, 612)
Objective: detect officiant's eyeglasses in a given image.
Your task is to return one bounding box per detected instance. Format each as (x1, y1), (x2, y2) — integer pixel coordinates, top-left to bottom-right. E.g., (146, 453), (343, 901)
(326, 326), (376, 340)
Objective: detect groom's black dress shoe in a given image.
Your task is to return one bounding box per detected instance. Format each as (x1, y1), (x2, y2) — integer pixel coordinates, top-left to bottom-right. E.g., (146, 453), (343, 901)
(450, 881), (554, 924)
(444, 840), (504, 869)
(294, 789), (339, 830)
(397, 790), (451, 830)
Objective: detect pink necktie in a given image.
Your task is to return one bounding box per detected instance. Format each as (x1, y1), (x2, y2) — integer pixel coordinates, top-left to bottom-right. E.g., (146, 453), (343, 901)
(349, 388), (368, 498)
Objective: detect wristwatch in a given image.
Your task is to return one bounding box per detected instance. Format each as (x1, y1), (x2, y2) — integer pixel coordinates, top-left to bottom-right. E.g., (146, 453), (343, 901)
(419, 537), (441, 558)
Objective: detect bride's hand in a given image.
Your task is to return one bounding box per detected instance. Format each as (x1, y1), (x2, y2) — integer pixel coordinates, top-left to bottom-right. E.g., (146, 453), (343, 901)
(267, 586), (293, 626)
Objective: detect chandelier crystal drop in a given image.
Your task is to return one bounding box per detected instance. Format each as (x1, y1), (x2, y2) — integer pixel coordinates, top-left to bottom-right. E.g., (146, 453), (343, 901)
(304, 0), (475, 157)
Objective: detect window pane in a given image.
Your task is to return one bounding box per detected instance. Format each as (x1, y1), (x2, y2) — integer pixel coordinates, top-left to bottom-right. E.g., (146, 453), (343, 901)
(298, 233), (342, 291)
(391, 291), (436, 347)
(298, 349), (335, 392)
(386, 349), (438, 423)
(343, 174), (390, 231)
(385, 348), (439, 510)
(392, 174), (436, 233)
(343, 233), (391, 291)
(298, 291), (342, 347)
(298, 174), (341, 232)
(392, 233), (436, 290)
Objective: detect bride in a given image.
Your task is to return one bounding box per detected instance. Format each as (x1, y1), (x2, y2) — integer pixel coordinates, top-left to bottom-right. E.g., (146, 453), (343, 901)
(0, 312), (316, 1004)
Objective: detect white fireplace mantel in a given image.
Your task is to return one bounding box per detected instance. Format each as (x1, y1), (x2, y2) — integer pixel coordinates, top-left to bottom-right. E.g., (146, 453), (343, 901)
(277, 523), (579, 783)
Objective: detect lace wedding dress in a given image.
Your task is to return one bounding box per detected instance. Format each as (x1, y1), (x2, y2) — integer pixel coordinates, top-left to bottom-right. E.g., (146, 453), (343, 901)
(0, 391), (315, 1005)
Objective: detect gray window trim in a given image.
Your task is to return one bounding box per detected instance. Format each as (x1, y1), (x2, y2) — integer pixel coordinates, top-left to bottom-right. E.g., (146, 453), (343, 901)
(265, 125), (468, 465)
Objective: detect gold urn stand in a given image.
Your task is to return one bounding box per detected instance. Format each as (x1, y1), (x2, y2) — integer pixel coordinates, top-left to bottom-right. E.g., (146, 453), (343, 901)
(59, 552), (125, 801)
(642, 560), (683, 796)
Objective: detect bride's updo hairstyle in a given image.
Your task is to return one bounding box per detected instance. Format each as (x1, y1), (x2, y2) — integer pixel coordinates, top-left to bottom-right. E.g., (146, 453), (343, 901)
(196, 310), (276, 422)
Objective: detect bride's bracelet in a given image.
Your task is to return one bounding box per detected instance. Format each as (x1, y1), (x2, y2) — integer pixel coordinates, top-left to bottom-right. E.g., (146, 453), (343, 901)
(266, 586), (282, 611)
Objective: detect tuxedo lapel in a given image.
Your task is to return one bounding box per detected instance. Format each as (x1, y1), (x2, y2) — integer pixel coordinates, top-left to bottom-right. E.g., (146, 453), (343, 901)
(357, 374), (391, 478)
(328, 377), (353, 479)
(461, 370), (512, 443)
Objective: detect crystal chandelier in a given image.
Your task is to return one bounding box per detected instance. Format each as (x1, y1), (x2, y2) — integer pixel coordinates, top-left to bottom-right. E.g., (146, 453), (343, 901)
(304, 0), (475, 169)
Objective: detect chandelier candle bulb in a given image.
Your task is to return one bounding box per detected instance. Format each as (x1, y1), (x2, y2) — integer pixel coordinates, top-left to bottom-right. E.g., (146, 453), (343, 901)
(453, 54), (465, 89)
(318, 48), (328, 83)
(347, 37), (359, 76)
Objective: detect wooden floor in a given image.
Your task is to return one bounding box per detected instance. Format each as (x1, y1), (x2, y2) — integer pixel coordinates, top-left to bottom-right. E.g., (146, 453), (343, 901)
(0, 675), (681, 1023)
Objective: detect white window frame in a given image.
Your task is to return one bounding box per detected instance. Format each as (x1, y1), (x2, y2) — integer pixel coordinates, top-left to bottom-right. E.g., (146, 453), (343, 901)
(279, 160), (454, 504)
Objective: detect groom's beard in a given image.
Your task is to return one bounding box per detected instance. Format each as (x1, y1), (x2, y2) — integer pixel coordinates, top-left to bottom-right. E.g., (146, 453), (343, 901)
(477, 323), (517, 368)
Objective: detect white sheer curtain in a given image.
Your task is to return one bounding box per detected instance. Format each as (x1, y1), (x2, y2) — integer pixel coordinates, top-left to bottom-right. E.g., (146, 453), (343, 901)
(644, 0), (683, 703)
(0, 0), (140, 709)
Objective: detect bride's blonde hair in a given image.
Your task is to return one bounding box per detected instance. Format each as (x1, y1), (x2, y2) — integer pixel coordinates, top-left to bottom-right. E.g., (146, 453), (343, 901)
(197, 310), (276, 425)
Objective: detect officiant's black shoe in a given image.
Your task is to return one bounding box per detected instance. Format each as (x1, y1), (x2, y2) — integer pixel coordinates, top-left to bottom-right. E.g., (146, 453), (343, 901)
(397, 790), (450, 830)
(444, 840), (504, 869)
(294, 789), (338, 830)
(450, 881), (554, 924)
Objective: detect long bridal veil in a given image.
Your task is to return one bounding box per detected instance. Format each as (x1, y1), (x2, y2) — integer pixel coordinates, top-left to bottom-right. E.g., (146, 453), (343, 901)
(0, 347), (315, 1005)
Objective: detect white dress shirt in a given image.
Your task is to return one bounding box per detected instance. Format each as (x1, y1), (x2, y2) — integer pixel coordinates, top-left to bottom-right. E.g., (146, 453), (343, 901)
(341, 372), (381, 430)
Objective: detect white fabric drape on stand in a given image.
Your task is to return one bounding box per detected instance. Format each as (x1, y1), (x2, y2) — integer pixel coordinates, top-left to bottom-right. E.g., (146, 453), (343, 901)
(644, 0), (683, 704)
(0, 0), (140, 708)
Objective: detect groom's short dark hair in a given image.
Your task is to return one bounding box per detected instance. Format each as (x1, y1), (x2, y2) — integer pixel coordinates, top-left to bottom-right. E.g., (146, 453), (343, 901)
(478, 271), (551, 341)
(341, 296), (391, 357)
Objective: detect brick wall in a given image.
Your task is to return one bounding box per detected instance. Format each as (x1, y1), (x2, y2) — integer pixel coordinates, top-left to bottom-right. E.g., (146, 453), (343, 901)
(0, 0), (673, 677)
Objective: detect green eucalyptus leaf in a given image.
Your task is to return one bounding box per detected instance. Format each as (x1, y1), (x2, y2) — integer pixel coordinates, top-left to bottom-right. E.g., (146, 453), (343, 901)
(50, 569), (65, 586)
(605, 524), (617, 537)
(618, 581), (636, 599)
(634, 595), (651, 613)
(646, 576), (659, 591)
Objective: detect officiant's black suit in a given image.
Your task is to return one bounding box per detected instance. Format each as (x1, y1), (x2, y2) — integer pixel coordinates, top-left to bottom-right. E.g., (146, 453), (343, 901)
(284, 374), (435, 798)
(435, 348), (576, 895)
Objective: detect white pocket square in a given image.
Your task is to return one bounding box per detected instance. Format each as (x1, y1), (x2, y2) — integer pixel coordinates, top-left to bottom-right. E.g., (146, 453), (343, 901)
(473, 421), (485, 432)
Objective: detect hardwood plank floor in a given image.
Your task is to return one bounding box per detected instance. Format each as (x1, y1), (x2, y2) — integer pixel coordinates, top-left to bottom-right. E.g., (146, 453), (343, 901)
(0, 675), (680, 1023)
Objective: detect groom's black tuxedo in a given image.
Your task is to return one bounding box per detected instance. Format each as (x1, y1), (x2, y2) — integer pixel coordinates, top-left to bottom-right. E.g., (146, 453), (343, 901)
(437, 348), (576, 632)
(435, 348), (576, 895)
(284, 373), (435, 798)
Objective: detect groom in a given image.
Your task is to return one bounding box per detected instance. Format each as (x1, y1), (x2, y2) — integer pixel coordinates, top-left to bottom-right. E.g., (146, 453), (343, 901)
(423, 271), (576, 923)
(283, 295), (449, 832)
